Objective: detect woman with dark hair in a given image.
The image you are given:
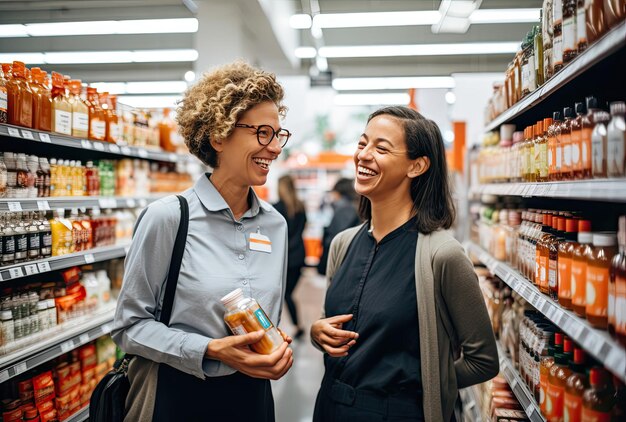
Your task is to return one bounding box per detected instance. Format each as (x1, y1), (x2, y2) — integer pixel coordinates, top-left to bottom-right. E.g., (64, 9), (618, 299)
(274, 175), (307, 339)
(311, 106), (498, 421)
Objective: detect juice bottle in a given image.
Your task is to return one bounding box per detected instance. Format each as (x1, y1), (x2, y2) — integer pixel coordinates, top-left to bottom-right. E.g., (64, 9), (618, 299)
(106, 94), (121, 144)
(549, 112), (563, 181)
(606, 101), (625, 178)
(549, 217), (565, 301)
(562, 0), (578, 64)
(87, 87), (106, 142)
(576, 0), (588, 53)
(582, 368), (615, 420)
(561, 107), (574, 180)
(529, 125), (537, 182)
(51, 72), (72, 136)
(564, 348), (588, 422)
(553, 0), (564, 73)
(609, 216), (625, 336)
(534, 121), (546, 182)
(30, 68), (52, 132)
(0, 64), (7, 123)
(541, 332), (563, 416)
(592, 111), (610, 178)
(64, 160), (73, 197)
(221, 288), (283, 355)
(586, 232), (617, 329)
(522, 127), (531, 182)
(538, 213), (555, 294)
(558, 218), (578, 309)
(85, 161), (98, 196)
(48, 158), (57, 197)
(547, 337), (573, 421)
(72, 161), (85, 197)
(571, 220), (592, 317)
(69, 80), (89, 139)
(7, 61), (33, 128)
(80, 212), (93, 250)
(70, 209), (83, 252)
(50, 209), (73, 256)
(616, 216), (626, 345)
(582, 97), (600, 179)
(571, 102), (585, 178)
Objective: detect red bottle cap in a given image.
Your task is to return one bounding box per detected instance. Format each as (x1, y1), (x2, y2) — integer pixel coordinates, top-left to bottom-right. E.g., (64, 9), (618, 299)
(566, 218), (578, 233)
(554, 332), (564, 346)
(578, 219), (592, 232)
(558, 218), (566, 232)
(563, 337), (573, 353)
(573, 348), (585, 365)
(589, 368), (609, 387)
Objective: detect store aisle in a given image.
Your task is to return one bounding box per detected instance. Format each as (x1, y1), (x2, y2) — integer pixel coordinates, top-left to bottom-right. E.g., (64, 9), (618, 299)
(272, 268), (327, 422)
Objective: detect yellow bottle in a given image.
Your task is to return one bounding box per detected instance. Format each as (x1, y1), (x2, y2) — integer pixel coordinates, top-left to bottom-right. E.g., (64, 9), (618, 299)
(50, 210), (73, 256)
(49, 158), (58, 197)
(73, 160), (85, 196)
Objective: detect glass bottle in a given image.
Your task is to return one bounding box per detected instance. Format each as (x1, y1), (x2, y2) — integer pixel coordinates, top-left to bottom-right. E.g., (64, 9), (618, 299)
(540, 331), (563, 415)
(592, 111), (610, 178)
(547, 337), (573, 421)
(26, 212), (40, 261)
(585, 0), (607, 44)
(13, 213), (27, 264)
(38, 212), (51, 259)
(616, 216), (626, 345)
(51, 72), (72, 136)
(521, 31), (536, 98)
(106, 94), (121, 144)
(0, 64), (7, 123)
(582, 368), (615, 420)
(539, 117), (552, 181)
(576, 0), (588, 53)
(558, 218), (578, 309)
(30, 67), (52, 132)
(534, 20), (545, 87)
(581, 97), (598, 178)
(37, 157), (50, 198)
(563, 0), (578, 64)
(49, 158), (58, 197)
(564, 348), (588, 422)
(549, 112), (562, 180)
(538, 213), (554, 294)
(607, 101), (625, 178)
(87, 87), (106, 142)
(534, 121), (546, 182)
(0, 214), (15, 266)
(69, 80), (89, 139)
(561, 107), (575, 180)
(72, 160), (85, 197)
(26, 155), (38, 199)
(553, 0), (564, 73)
(571, 221), (593, 317)
(548, 217), (565, 300)
(571, 102), (585, 178)
(6, 61), (33, 128)
(609, 216), (625, 336)
(586, 232), (617, 329)
(15, 153), (28, 199)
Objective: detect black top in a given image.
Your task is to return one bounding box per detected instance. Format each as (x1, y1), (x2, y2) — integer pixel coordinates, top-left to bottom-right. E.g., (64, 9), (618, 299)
(318, 197), (360, 275)
(324, 217), (422, 397)
(273, 200), (307, 269)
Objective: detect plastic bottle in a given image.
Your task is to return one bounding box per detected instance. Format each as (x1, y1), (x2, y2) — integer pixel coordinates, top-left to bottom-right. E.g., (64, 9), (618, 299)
(46, 298), (57, 328)
(106, 94), (121, 144)
(221, 288), (283, 354)
(50, 209), (72, 256)
(69, 80), (89, 138)
(7, 61), (33, 128)
(571, 220), (593, 317)
(72, 161), (85, 197)
(48, 158), (58, 197)
(607, 101), (625, 178)
(564, 348), (588, 422)
(51, 72), (71, 136)
(547, 337), (573, 420)
(586, 232), (618, 329)
(582, 368), (615, 420)
(37, 301), (48, 332)
(592, 111), (610, 178)
(558, 218), (579, 309)
(96, 269), (112, 305)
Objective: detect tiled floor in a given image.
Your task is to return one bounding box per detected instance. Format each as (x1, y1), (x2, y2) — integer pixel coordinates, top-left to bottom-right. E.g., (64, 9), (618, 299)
(272, 268), (327, 422)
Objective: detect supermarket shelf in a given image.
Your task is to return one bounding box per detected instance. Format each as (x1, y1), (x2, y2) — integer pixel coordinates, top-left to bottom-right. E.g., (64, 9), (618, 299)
(0, 242), (131, 283)
(0, 303), (116, 383)
(0, 195), (165, 212)
(0, 123), (189, 163)
(469, 179), (626, 202)
(497, 342), (545, 422)
(459, 385), (483, 422)
(485, 21), (626, 132)
(65, 406), (89, 422)
(467, 241), (626, 382)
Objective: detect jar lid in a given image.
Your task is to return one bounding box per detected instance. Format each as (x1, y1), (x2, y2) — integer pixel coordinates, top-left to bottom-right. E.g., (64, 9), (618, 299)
(221, 288), (244, 307)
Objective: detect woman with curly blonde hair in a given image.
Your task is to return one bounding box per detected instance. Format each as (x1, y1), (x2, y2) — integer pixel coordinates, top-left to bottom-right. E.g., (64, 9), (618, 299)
(113, 61), (293, 421)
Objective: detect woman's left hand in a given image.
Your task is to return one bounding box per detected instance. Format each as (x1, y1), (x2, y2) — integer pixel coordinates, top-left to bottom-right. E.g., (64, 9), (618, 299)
(278, 327), (293, 344)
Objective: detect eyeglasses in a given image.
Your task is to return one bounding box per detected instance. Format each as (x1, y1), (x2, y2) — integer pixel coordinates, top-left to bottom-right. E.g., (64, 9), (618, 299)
(234, 123), (291, 148)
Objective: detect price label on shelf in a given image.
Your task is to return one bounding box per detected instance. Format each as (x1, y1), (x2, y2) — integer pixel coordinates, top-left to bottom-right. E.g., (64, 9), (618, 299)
(7, 127), (20, 137)
(126, 199), (136, 208)
(0, 370), (8, 383)
(169, 153), (178, 162)
(108, 144), (121, 154)
(14, 362), (27, 376)
(79, 333), (90, 345)
(37, 261), (51, 272)
(121, 146), (131, 155)
(138, 149), (148, 158)
(101, 323), (113, 333)
(525, 404), (535, 417)
(81, 140), (93, 149)
(138, 199), (147, 208)
(24, 264), (39, 276)
(98, 198), (117, 209)
(8, 202), (22, 212)
(60, 341), (74, 353)
(84, 254), (95, 264)
(8, 267), (24, 279)
(93, 142), (105, 151)
(549, 184), (559, 194)
(21, 130), (35, 140)
(37, 201), (51, 211)
(39, 133), (51, 143)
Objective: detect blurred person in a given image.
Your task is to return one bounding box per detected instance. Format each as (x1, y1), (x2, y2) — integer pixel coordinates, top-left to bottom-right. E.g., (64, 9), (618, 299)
(317, 178), (360, 275)
(112, 61), (294, 421)
(311, 106), (498, 421)
(273, 174), (307, 339)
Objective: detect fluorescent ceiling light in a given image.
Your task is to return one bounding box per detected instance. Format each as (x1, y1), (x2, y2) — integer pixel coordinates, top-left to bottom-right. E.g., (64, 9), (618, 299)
(432, 16), (470, 34)
(117, 95), (182, 109)
(0, 49), (198, 65)
(295, 47), (317, 58)
(319, 42), (518, 58)
(470, 9), (540, 24)
(315, 56), (328, 72)
(90, 81), (187, 95)
(333, 76), (455, 91)
(334, 93), (410, 106)
(439, 0), (480, 18)
(290, 14), (312, 29)
(0, 18), (198, 38)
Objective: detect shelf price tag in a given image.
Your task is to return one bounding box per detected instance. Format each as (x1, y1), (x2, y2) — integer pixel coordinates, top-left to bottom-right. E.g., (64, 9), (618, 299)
(37, 261), (51, 272)
(79, 333), (90, 345)
(8, 267), (24, 279)
(24, 264), (39, 276)
(108, 144), (121, 154)
(84, 253), (95, 264)
(0, 370), (8, 383)
(121, 146), (131, 155)
(101, 323), (113, 333)
(138, 149), (149, 158)
(14, 362), (27, 376)
(7, 127), (20, 137)
(60, 341), (74, 353)
(21, 130), (35, 140)
(8, 202), (22, 212)
(169, 153), (178, 162)
(93, 142), (105, 151)
(98, 198), (117, 209)
(138, 199), (147, 207)
(37, 201), (50, 211)
(81, 140), (93, 149)
(39, 133), (51, 143)
(126, 199), (136, 208)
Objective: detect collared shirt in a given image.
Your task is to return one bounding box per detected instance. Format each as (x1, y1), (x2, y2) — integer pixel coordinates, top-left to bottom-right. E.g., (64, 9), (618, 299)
(324, 217), (422, 397)
(112, 173), (288, 379)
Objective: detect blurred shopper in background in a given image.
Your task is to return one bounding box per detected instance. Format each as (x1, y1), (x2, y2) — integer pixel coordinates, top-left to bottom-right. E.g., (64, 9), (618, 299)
(274, 174), (307, 339)
(112, 61), (293, 421)
(311, 106), (498, 422)
(317, 178), (360, 275)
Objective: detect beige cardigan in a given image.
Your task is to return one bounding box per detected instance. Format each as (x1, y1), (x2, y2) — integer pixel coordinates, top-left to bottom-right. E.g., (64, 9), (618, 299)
(321, 226), (499, 422)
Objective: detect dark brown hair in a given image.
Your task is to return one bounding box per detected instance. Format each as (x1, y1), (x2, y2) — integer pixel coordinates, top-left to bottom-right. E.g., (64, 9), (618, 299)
(278, 175), (305, 218)
(358, 106), (456, 234)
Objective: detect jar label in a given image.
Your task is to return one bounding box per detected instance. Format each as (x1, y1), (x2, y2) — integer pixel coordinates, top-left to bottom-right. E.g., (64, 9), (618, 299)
(72, 112), (88, 132)
(231, 324), (246, 336)
(54, 110), (72, 135)
(92, 120), (106, 139)
(587, 265), (609, 317)
(254, 308), (272, 330)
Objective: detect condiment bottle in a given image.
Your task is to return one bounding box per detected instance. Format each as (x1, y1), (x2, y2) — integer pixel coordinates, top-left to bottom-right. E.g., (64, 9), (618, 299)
(607, 101), (625, 178)
(585, 0), (607, 44)
(553, 0), (564, 73)
(106, 94), (121, 144)
(534, 121), (547, 182)
(563, 0), (578, 64)
(586, 232), (617, 329)
(539, 117), (552, 181)
(51, 72), (72, 136)
(576, 0), (588, 53)
(7, 61), (33, 128)
(549, 112), (563, 181)
(561, 107), (575, 180)
(609, 216), (625, 337)
(582, 368), (615, 420)
(540, 331), (563, 415)
(0, 64), (7, 123)
(69, 80), (89, 138)
(547, 337), (573, 421)
(564, 347), (588, 422)
(534, 20), (544, 87)
(571, 102), (585, 178)
(548, 217), (565, 301)
(558, 218), (578, 309)
(538, 213), (555, 294)
(221, 288), (283, 355)
(592, 111), (610, 178)
(87, 87), (106, 141)
(571, 220), (592, 317)
(30, 68), (51, 132)
(542, 0), (554, 80)
(49, 158), (58, 197)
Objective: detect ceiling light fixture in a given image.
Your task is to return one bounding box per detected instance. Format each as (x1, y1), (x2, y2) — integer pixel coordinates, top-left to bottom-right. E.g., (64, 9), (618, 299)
(0, 49), (199, 65)
(289, 14), (313, 29)
(295, 47), (317, 58)
(89, 81), (188, 95)
(184, 70), (196, 82)
(470, 9), (541, 24)
(0, 18), (199, 38)
(333, 76), (455, 91)
(117, 95), (182, 109)
(318, 42), (518, 58)
(334, 93), (410, 106)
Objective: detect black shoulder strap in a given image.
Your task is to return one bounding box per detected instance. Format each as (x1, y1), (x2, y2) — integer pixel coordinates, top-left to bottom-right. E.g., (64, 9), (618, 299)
(158, 195), (189, 326)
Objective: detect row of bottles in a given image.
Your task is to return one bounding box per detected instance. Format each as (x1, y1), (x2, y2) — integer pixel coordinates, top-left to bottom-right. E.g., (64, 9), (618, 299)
(49, 209), (117, 257)
(477, 98), (625, 184)
(0, 212), (51, 265)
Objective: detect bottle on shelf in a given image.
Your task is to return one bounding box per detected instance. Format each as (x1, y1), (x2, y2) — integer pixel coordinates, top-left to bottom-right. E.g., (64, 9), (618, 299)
(558, 218), (579, 309)
(542, 0), (554, 81)
(0, 63), (7, 123)
(571, 102), (585, 178)
(0, 214), (16, 266)
(87, 87), (106, 142)
(540, 331), (563, 416)
(582, 367), (615, 420)
(564, 347), (588, 422)
(48, 158), (58, 197)
(571, 220), (593, 317)
(547, 336), (574, 421)
(0, 153), (7, 198)
(69, 80), (89, 139)
(26, 154), (38, 199)
(6, 61), (33, 128)
(609, 216), (625, 337)
(575, 0), (588, 53)
(562, 0), (578, 64)
(105, 93), (121, 144)
(592, 111), (611, 178)
(15, 153), (28, 198)
(548, 216), (565, 300)
(538, 212), (555, 294)
(13, 213), (27, 264)
(550, 112), (564, 181)
(607, 101), (625, 178)
(581, 96), (600, 178)
(585, 0), (608, 45)
(586, 232), (618, 329)
(50, 209), (72, 256)
(51, 71), (72, 136)
(539, 117), (552, 182)
(553, 0), (564, 73)
(534, 121), (548, 182)
(38, 212), (52, 259)
(534, 19), (545, 87)
(561, 107), (575, 180)
(30, 67), (51, 132)
(26, 212), (40, 261)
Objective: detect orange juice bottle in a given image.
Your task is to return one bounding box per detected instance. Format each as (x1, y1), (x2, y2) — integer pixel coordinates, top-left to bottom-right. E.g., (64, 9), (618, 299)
(7, 61), (33, 128)
(582, 368), (615, 421)
(586, 232), (618, 329)
(547, 337), (573, 421)
(69, 80), (89, 138)
(50, 209), (72, 256)
(558, 218), (579, 309)
(30, 68), (52, 132)
(72, 161), (85, 197)
(571, 220), (593, 317)
(87, 87), (106, 141)
(564, 348), (588, 422)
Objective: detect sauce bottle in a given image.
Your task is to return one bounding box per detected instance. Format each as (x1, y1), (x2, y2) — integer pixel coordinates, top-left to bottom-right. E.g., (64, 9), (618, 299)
(7, 61), (33, 128)
(69, 80), (89, 139)
(51, 72), (72, 136)
(539, 117), (552, 181)
(106, 94), (121, 144)
(607, 101), (625, 178)
(582, 367), (615, 420)
(87, 87), (106, 142)
(0, 64), (7, 123)
(576, 0), (588, 53)
(522, 127), (531, 182)
(537, 213), (553, 294)
(549, 112), (563, 181)
(571, 220), (592, 317)
(540, 331), (563, 416)
(586, 232), (617, 329)
(534, 121), (547, 182)
(564, 347), (588, 422)
(221, 288), (283, 355)
(561, 107), (575, 180)
(558, 218), (578, 309)
(553, 0), (565, 73)
(571, 102), (585, 178)
(543, 0), (554, 81)
(548, 217), (565, 301)
(30, 68), (51, 132)
(563, 0), (578, 64)
(609, 216), (625, 337)
(547, 337), (573, 421)
(534, 20), (544, 87)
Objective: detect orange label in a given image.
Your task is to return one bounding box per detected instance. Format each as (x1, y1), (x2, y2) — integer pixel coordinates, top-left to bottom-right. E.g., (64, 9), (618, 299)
(558, 256), (572, 299)
(540, 372), (549, 413)
(547, 383), (564, 419)
(571, 260), (587, 306)
(586, 265), (609, 317)
(581, 407), (611, 422)
(564, 392), (582, 422)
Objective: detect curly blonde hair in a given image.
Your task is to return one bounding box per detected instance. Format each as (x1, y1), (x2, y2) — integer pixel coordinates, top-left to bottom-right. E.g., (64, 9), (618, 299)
(176, 61), (287, 167)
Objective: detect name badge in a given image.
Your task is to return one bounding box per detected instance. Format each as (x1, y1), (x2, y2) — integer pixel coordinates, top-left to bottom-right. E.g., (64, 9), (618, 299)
(249, 232), (272, 253)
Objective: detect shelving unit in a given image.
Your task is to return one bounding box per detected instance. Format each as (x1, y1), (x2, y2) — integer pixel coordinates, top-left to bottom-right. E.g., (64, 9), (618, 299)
(65, 406), (89, 422)
(0, 242), (131, 283)
(0, 195), (162, 212)
(496, 342), (545, 422)
(459, 386), (483, 422)
(485, 21), (626, 132)
(0, 303), (116, 383)
(467, 241), (626, 383)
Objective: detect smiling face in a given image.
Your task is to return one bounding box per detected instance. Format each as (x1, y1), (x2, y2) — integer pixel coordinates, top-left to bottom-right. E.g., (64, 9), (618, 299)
(211, 100), (283, 187)
(354, 114), (419, 202)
